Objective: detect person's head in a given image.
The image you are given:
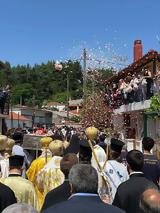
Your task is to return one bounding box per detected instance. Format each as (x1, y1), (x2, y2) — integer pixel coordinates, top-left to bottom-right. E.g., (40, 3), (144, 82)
(69, 164), (98, 194)
(109, 138), (124, 160)
(99, 133), (106, 143)
(11, 131), (23, 145)
(112, 131), (120, 139)
(60, 153), (78, 178)
(142, 137), (155, 152)
(9, 155), (24, 171)
(126, 150), (144, 172)
(6, 138), (15, 151)
(2, 138), (15, 158)
(49, 140), (64, 156)
(140, 188), (160, 213)
(2, 203), (38, 213)
(0, 135), (8, 153)
(79, 131), (85, 140)
(79, 139), (92, 164)
(109, 150), (121, 160)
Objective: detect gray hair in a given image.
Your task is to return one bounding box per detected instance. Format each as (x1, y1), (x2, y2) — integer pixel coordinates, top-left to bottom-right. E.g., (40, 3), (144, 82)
(140, 187), (160, 213)
(69, 164), (98, 194)
(2, 203), (38, 213)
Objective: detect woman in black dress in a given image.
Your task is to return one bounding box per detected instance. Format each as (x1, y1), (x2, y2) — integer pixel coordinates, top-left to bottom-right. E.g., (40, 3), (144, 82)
(144, 69), (153, 99)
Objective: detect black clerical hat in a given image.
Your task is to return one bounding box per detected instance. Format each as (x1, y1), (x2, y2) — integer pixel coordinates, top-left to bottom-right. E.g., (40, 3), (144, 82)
(11, 132), (23, 143)
(79, 139), (92, 164)
(64, 135), (80, 155)
(9, 155), (24, 168)
(110, 138), (124, 153)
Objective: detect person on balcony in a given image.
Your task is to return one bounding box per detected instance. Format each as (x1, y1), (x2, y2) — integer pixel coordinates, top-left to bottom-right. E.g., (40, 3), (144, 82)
(119, 79), (128, 105)
(136, 75), (145, 101)
(144, 69), (153, 99)
(125, 80), (133, 104)
(140, 74), (147, 101)
(154, 70), (160, 94)
(131, 75), (140, 102)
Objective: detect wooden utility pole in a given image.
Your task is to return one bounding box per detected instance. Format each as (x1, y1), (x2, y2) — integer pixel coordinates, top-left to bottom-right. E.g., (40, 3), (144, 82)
(83, 49), (87, 100)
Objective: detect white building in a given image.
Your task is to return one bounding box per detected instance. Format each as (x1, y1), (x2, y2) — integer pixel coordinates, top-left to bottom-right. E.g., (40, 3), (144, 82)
(42, 102), (66, 112)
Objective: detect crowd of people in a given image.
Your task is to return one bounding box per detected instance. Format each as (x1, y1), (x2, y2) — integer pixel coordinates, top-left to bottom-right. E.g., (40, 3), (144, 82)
(104, 69), (160, 109)
(0, 126), (159, 213)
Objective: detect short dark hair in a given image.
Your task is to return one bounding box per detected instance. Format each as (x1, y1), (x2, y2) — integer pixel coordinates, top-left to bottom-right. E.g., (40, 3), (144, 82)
(126, 150), (144, 171)
(11, 131), (23, 144)
(60, 153), (78, 178)
(69, 164), (98, 194)
(99, 134), (106, 142)
(142, 137), (155, 151)
(109, 150), (121, 160)
(140, 188), (160, 213)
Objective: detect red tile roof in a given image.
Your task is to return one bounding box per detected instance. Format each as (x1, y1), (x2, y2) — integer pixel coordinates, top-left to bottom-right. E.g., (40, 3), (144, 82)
(7, 112), (30, 121)
(69, 109), (81, 116)
(105, 50), (160, 84)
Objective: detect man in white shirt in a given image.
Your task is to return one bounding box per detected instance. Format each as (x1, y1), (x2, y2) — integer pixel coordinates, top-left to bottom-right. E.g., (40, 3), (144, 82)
(104, 138), (129, 202)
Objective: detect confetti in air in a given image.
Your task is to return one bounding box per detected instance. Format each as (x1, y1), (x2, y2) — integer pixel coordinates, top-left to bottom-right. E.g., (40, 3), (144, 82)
(156, 35), (160, 43)
(67, 34), (129, 72)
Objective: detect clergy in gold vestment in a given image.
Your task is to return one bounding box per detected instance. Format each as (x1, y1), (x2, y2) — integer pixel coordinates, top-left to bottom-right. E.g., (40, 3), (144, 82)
(26, 149), (52, 209)
(0, 138), (16, 178)
(35, 140), (67, 205)
(0, 135), (10, 178)
(1, 155), (38, 210)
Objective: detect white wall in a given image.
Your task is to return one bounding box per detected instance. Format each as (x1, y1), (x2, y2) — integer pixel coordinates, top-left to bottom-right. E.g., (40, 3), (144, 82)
(55, 105), (65, 111)
(129, 112), (144, 139)
(147, 116), (160, 139)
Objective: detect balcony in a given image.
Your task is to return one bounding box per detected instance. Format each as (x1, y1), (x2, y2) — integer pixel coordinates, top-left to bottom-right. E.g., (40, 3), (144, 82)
(103, 49), (160, 114)
(113, 99), (151, 114)
(103, 72), (160, 115)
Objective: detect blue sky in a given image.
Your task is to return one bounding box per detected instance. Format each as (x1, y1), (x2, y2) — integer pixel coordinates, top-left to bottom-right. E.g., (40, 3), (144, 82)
(0, 0), (160, 68)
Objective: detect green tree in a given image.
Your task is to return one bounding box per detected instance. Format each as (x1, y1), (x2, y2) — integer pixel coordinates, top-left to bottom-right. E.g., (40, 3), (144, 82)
(11, 83), (35, 105)
(9, 60), (83, 107)
(1, 60), (113, 108)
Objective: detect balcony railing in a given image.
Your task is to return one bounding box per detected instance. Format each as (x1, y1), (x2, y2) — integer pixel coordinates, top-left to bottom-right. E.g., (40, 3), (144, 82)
(104, 77), (160, 111)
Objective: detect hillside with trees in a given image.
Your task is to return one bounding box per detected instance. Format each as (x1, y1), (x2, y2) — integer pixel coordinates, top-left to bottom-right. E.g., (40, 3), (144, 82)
(0, 60), (113, 108)
(0, 60), (83, 107)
